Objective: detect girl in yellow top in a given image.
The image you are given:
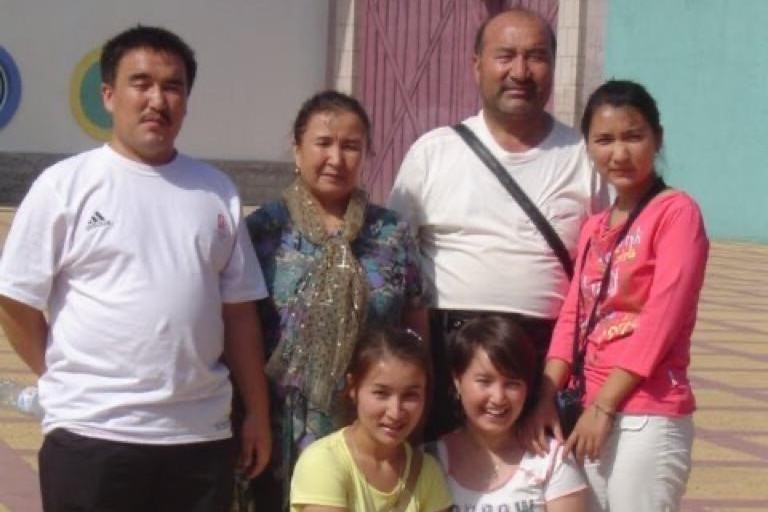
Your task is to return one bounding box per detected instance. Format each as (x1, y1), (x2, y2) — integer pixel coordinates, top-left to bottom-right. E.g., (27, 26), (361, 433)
(290, 326), (452, 512)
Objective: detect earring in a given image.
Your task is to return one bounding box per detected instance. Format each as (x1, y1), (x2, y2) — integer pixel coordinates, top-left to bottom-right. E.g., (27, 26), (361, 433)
(294, 167), (300, 175)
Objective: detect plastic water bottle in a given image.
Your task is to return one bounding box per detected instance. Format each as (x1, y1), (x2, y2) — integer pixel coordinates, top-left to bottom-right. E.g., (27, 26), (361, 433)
(0, 380), (43, 417)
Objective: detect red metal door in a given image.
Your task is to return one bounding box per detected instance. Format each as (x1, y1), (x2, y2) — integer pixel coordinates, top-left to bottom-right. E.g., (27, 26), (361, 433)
(356, 0), (559, 203)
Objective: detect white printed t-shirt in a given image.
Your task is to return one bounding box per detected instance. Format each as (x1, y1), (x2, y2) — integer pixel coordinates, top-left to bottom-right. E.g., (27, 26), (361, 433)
(0, 145), (267, 444)
(435, 437), (586, 511)
(388, 112), (608, 319)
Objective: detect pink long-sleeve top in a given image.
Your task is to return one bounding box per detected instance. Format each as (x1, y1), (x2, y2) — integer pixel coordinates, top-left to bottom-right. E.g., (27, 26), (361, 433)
(547, 190), (709, 416)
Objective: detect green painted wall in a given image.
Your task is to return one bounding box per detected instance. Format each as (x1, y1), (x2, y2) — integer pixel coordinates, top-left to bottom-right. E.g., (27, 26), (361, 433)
(604, 0), (768, 242)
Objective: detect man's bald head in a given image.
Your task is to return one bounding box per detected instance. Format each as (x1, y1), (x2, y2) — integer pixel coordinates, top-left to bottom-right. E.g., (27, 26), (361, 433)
(474, 8), (557, 57)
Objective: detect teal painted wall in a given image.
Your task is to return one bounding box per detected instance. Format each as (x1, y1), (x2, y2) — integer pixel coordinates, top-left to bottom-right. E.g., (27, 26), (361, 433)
(604, 0), (768, 242)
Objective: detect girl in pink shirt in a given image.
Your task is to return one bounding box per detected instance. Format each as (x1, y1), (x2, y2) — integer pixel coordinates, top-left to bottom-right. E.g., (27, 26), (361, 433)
(526, 80), (709, 512)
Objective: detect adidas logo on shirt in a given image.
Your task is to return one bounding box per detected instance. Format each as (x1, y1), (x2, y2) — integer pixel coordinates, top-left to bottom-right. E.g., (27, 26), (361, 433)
(86, 211), (112, 231)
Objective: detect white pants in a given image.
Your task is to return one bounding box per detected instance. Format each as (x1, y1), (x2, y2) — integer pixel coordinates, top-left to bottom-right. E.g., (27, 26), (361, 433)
(583, 414), (694, 512)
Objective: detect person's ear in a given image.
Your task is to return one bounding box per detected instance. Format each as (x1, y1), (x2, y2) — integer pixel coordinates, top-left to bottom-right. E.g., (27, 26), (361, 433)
(292, 144), (302, 171)
(655, 126), (664, 153)
(346, 373), (357, 404)
(101, 83), (115, 114)
(472, 54), (481, 87)
(452, 374), (462, 400)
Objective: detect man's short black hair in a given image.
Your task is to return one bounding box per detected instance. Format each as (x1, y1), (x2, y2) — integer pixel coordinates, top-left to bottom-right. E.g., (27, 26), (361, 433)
(473, 8), (557, 57)
(100, 25), (197, 92)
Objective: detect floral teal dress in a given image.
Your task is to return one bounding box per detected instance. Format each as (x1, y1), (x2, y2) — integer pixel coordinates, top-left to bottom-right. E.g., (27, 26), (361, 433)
(243, 201), (425, 509)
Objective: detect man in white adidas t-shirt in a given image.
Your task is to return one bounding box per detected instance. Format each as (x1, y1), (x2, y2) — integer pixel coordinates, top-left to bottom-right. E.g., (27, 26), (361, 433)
(388, 8), (608, 441)
(0, 26), (271, 511)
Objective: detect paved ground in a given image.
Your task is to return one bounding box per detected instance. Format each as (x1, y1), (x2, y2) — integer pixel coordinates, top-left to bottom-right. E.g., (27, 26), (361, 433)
(1, 206), (767, 511)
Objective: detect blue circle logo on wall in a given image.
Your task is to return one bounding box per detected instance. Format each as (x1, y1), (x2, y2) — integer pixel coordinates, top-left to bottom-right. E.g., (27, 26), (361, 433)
(0, 46), (22, 130)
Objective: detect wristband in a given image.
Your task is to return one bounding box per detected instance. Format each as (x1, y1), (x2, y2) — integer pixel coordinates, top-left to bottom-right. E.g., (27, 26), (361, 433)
(592, 402), (616, 421)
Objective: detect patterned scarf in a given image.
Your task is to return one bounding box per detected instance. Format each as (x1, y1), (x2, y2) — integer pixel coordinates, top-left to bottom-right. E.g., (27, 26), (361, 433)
(265, 178), (369, 413)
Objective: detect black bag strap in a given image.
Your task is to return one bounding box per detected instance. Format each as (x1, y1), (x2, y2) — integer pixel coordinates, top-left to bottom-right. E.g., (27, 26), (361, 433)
(453, 123), (574, 280)
(569, 176), (667, 395)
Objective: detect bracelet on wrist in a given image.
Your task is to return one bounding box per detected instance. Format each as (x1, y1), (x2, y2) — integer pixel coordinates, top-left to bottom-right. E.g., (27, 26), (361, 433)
(592, 402), (616, 420)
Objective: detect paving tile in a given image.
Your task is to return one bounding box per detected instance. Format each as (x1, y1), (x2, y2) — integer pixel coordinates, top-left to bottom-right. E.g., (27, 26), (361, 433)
(741, 435), (768, 449)
(693, 331), (767, 343)
(693, 410), (768, 432)
(0, 409), (37, 421)
(690, 355), (766, 370)
(696, 507), (768, 512)
(702, 311), (768, 322)
(693, 389), (766, 408)
(0, 355), (33, 369)
(20, 455), (37, 471)
(0, 424), (42, 451)
(692, 438), (762, 462)
(705, 343), (768, 356)
(694, 370), (768, 389)
(687, 467), (768, 500)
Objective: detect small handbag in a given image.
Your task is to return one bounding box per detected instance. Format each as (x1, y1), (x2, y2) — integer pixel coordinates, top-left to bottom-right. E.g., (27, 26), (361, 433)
(555, 177), (667, 436)
(555, 385), (584, 438)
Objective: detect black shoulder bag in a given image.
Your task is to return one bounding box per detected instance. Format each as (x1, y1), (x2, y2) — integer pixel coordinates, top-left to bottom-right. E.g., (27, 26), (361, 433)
(452, 123), (574, 279)
(556, 177), (667, 436)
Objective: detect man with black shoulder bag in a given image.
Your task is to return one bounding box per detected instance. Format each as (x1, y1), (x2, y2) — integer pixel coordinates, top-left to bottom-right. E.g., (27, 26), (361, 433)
(388, 7), (609, 440)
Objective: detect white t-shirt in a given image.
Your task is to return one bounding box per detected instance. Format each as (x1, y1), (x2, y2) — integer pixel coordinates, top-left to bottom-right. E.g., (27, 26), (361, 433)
(388, 112), (608, 318)
(0, 145), (268, 444)
(435, 437), (586, 511)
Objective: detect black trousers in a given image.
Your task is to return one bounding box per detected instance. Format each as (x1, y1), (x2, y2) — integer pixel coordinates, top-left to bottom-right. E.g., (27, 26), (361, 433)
(39, 428), (236, 512)
(424, 309), (556, 442)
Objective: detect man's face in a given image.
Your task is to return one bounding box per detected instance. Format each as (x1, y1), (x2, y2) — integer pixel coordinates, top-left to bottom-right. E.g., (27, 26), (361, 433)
(102, 47), (188, 165)
(474, 13), (554, 121)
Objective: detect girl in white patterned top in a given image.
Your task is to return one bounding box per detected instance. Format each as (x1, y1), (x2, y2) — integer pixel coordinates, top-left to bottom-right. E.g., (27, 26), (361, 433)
(434, 315), (586, 512)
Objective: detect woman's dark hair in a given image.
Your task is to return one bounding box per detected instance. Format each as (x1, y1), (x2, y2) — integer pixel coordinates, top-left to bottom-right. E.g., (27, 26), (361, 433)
(292, 90), (373, 150)
(450, 315), (537, 422)
(580, 79), (662, 140)
(343, 325), (430, 436)
(347, 325), (431, 389)
(101, 25), (197, 92)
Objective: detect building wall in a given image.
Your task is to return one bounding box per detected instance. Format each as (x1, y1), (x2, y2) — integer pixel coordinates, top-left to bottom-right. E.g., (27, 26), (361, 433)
(604, 0), (768, 242)
(0, 0), (329, 160)
(552, 0), (582, 125)
(578, 0), (606, 118)
(546, 0), (606, 130)
(330, 0), (358, 94)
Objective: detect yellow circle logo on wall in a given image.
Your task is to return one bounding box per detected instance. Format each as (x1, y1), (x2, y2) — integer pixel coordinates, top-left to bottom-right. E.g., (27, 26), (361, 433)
(70, 48), (112, 141)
